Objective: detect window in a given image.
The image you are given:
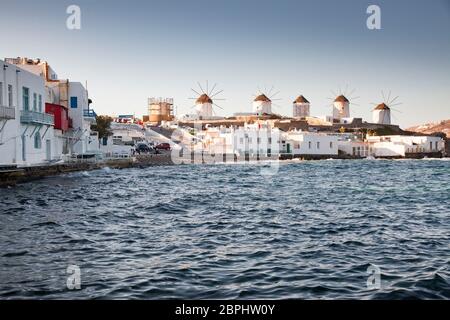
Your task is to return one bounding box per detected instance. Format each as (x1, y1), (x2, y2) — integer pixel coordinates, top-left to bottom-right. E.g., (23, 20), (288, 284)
(330, 142), (333, 149)
(34, 132), (42, 149)
(33, 93), (37, 111)
(0, 82), (3, 105)
(8, 85), (13, 107)
(38, 94), (42, 112)
(308, 141), (311, 149)
(430, 142), (433, 151)
(317, 142), (320, 149)
(70, 96), (78, 108)
(22, 87), (29, 111)
(435, 141), (438, 150)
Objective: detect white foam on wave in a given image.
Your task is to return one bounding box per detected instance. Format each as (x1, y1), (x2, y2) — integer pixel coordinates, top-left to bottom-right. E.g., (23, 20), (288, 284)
(102, 167), (112, 173)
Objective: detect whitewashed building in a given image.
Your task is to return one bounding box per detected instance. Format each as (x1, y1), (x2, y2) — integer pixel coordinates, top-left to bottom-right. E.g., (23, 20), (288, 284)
(293, 95), (310, 118)
(372, 103), (391, 125)
(367, 135), (445, 158)
(195, 94), (214, 119)
(337, 134), (371, 157)
(333, 95), (350, 120)
(0, 59), (56, 167)
(285, 130), (339, 157)
(253, 94), (272, 115)
(6, 58), (99, 158)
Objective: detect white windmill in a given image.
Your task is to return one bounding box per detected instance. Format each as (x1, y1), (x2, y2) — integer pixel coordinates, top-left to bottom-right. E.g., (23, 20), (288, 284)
(327, 86), (360, 121)
(189, 81), (225, 120)
(293, 95), (310, 118)
(252, 86), (281, 115)
(371, 91), (402, 125)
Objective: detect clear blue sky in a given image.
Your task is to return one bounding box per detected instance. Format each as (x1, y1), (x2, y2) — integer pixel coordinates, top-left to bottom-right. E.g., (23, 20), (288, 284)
(1, 0), (449, 128)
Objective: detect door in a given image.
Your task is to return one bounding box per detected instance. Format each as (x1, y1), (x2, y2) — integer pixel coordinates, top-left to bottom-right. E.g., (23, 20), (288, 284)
(46, 139), (51, 161)
(21, 135), (26, 161)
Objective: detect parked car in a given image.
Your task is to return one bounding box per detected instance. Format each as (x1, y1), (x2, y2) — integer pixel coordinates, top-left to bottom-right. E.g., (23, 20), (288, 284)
(155, 143), (171, 151)
(135, 143), (152, 154)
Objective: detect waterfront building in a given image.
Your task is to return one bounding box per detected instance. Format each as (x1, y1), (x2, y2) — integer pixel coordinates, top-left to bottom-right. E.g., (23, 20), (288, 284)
(0, 59), (56, 167)
(5, 57), (99, 157)
(285, 130), (339, 157)
(367, 135), (445, 158)
(293, 95), (310, 118)
(337, 134), (371, 157)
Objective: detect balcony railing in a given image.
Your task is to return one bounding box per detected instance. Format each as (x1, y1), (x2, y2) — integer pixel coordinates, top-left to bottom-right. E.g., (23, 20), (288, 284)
(83, 109), (97, 118)
(20, 110), (54, 126)
(0, 105), (16, 120)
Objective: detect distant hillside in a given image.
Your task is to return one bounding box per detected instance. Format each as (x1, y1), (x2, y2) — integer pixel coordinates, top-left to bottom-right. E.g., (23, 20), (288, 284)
(406, 120), (450, 138)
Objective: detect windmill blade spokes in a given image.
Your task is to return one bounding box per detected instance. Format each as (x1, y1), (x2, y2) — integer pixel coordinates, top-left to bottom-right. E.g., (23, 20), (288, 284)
(209, 83), (217, 96)
(213, 103), (224, 110)
(389, 96), (400, 105)
(268, 85), (274, 96)
(351, 102), (361, 107)
(390, 102), (403, 107)
(330, 90), (337, 97)
(387, 90), (392, 104)
(270, 91), (280, 99)
(197, 82), (206, 94)
(348, 88), (356, 97)
(191, 88), (202, 96)
(206, 80), (209, 96)
(210, 90), (224, 98)
(391, 108), (403, 113)
(381, 90), (386, 102)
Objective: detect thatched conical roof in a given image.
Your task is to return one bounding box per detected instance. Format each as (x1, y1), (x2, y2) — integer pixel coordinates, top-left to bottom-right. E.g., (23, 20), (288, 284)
(196, 94), (213, 104)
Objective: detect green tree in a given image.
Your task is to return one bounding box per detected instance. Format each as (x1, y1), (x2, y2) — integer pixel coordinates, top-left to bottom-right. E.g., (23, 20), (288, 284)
(91, 115), (113, 142)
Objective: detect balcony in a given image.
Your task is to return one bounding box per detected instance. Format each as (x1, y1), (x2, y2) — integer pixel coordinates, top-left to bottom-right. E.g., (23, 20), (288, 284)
(20, 110), (54, 126)
(83, 109), (97, 118)
(83, 109), (97, 124)
(0, 105), (15, 120)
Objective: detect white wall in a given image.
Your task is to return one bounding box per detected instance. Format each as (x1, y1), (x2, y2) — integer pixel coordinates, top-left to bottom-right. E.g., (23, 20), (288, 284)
(372, 142), (405, 157)
(293, 103), (310, 117)
(367, 135), (445, 154)
(195, 102), (213, 119)
(372, 109), (391, 125)
(287, 132), (339, 155)
(333, 101), (350, 120)
(253, 101), (272, 114)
